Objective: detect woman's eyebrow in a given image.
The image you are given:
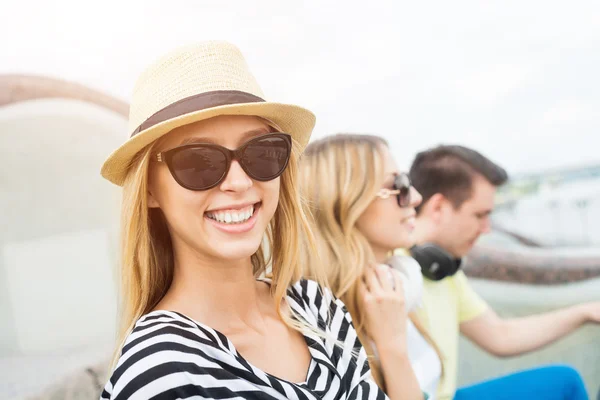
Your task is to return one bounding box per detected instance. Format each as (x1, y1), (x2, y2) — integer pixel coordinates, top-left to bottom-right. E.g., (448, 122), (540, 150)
(176, 127), (270, 146)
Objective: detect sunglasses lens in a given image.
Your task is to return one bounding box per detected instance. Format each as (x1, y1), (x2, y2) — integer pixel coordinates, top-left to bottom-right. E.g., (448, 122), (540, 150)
(241, 135), (291, 181)
(170, 147), (227, 190)
(395, 174), (412, 207)
(165, 134), (291, 191)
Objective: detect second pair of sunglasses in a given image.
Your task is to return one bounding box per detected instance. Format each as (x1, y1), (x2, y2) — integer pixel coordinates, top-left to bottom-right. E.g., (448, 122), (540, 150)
(377, 173), (413, 207)
(156, 133), (292, 191)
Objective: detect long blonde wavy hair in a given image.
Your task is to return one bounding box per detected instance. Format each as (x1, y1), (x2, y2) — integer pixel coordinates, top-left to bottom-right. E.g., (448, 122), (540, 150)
(110, 127), (323, 369)
(299, 133), (442, 391)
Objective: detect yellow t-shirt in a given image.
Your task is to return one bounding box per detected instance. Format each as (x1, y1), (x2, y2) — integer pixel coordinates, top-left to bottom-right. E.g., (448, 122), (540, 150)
(415, 271), (488, 399)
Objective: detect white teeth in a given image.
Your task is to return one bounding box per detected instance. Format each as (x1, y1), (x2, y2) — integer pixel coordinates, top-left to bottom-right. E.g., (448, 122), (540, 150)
(206, 205), (255, 224)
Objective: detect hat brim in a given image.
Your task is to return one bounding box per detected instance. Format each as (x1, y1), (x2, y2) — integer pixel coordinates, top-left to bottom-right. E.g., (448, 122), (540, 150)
(100, 102), (316, 186)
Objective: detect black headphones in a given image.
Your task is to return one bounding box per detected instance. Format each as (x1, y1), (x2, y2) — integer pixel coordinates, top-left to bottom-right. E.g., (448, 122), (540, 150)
(410, 243), (462, 281)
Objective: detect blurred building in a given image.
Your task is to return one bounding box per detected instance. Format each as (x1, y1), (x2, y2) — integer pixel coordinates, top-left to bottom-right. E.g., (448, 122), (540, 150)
(0, 75), (125, 398)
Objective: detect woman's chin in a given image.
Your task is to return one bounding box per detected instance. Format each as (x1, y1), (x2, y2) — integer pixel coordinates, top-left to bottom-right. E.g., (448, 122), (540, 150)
(388, 234), (414, 250)
(209, 239), (265, 261)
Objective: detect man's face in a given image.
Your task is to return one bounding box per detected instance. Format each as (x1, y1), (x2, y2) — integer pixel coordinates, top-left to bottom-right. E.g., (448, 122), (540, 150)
(436, 175), (496, 258)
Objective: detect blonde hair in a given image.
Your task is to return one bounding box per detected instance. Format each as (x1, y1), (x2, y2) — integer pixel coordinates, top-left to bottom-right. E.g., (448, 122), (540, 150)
(299, 133), (442, 391)
(110, 128), (324, 368)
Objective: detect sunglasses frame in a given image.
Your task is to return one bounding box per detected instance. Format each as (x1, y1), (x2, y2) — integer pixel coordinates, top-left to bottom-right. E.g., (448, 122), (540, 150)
(376, 172), (412, 207)
(156, 132), (292, 191)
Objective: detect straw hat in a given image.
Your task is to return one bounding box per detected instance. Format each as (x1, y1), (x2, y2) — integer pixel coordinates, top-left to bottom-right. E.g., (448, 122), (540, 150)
(101, 41), (316, 186)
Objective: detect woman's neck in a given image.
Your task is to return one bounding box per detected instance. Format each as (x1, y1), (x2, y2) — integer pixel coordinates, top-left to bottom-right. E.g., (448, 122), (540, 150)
(157, 246), (268, 333)
(372, 246), (390, 265)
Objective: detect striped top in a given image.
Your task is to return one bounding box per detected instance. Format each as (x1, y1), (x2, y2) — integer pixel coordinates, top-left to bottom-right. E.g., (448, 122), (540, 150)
(101, 280), (389, 400)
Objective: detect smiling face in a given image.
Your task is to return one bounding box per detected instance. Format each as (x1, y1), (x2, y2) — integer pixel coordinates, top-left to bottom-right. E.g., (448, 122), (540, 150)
(147, 115), (281, 264)
(356, 145), (423, 260)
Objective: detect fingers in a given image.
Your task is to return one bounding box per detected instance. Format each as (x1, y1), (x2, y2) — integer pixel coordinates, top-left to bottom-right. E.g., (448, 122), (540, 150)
(365, 264), (384, 293)
(363, 263), (397, 294)
(375, 264), (394, 292)
(390, 268), (405, 297)
(360, 266), (408, 346)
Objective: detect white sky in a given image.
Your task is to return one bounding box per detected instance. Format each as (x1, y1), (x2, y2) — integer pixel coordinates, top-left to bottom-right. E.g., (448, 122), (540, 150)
(2, 0), (600, 174)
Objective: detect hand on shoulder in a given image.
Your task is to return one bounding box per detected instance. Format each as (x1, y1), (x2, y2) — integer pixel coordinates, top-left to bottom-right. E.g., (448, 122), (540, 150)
(359, 263), (408, 353)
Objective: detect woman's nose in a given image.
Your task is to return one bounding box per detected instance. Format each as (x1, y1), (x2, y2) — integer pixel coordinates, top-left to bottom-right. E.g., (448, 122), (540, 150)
(219, 160), (253, 192)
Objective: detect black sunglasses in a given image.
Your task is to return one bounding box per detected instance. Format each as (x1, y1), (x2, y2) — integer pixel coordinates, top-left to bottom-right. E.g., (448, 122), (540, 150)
(376, 172), (413, 207)
(156, 133), (292, 191)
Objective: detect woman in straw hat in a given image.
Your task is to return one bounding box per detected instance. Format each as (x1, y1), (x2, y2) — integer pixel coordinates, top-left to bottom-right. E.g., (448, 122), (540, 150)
(299, 134), (443, 399)
(100, 42), (424, 400)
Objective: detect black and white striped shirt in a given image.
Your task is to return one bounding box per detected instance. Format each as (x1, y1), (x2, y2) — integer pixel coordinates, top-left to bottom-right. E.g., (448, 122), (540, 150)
(101, 280), (388, 400)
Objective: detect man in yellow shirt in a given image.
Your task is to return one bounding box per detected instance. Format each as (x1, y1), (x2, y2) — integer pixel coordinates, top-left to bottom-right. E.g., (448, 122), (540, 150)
(408, 145), (600, 400)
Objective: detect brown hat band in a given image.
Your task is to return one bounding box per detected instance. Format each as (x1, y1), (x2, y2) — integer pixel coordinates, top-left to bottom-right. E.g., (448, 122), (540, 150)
(131, 90), (265, 137)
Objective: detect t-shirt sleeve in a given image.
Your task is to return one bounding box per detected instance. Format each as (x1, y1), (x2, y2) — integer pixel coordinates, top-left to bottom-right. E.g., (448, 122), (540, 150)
(454, 271), (489, 323)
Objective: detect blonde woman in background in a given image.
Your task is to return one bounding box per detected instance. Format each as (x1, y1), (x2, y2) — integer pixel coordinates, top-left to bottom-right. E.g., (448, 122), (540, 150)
(300, 134), (443, 399)
(99, 42), (425, 400)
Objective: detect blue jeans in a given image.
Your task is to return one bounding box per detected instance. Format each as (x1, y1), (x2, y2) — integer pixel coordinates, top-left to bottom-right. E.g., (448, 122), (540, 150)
(454, 365), (588, 400)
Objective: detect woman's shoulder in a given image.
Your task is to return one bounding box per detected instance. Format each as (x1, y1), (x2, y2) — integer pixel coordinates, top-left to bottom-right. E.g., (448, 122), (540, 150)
(102, 311), (234, 399)
(288, 279), (354, 330)
(289, 279), (335, 308)
(120, 310), (223, 352)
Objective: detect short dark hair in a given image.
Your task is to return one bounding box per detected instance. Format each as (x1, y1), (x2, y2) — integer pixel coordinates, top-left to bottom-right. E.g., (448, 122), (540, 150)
(409, 145), (508, 211)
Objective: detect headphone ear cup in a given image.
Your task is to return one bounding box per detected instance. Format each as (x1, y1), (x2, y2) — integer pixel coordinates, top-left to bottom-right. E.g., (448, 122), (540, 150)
(410, 243), (460, 281)
(449, 258), (462, 276)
